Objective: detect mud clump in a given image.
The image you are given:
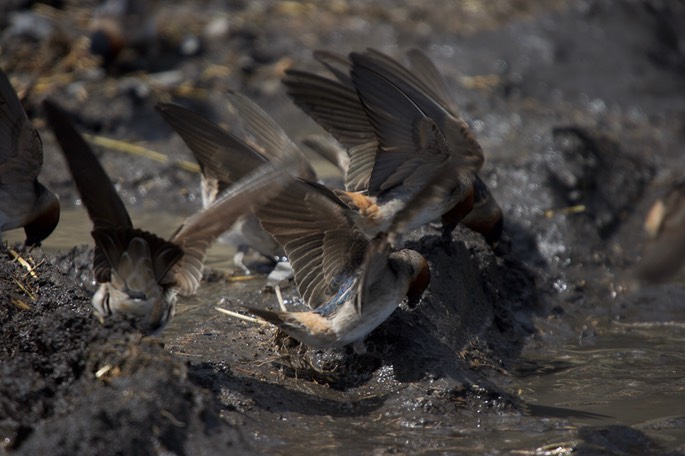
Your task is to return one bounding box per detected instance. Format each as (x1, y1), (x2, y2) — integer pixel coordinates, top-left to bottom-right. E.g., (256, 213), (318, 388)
(0, 246), (247, 455)
(370, 225), (538, 383)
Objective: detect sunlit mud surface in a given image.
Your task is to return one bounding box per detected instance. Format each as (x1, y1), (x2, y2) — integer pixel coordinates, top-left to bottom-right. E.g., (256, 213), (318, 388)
(9, 212), (682, 454)
(167, 275), (685, 453)
(3, 0), (685, 454)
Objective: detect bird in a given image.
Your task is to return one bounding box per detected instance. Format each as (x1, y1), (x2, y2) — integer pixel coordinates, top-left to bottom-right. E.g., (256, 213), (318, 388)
(247, 178), (431, 353)
(632, 179), (685, 283)
(161, 83), (476, 254)
(43, 99), (295, 334)
(0, 67), (60, 246)
(282, 48), (503, 244)
(162, 90), (436, 351)
(156, 91), (317, 277)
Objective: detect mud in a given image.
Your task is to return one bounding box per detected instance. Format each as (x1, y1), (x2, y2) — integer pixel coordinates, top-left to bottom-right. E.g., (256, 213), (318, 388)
(0, 247), (247, 455)
(2, 0), (685, 454)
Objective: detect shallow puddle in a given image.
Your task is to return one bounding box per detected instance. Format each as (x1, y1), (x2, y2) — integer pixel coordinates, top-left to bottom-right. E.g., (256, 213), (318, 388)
(511, 320), (685, 450)
(4, 207), (237, 271)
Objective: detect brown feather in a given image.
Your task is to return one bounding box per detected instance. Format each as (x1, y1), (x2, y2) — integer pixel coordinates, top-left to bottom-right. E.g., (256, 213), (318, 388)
(43, 99), (131, 230)
(257, 179), (368, 309)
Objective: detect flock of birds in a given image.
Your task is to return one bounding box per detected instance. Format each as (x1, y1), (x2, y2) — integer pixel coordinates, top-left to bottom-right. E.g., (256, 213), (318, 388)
(0, 48), (504, 352)
(2, 44), (680, 353)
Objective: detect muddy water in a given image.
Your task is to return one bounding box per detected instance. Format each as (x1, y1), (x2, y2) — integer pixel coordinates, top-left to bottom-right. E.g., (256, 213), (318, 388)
(4, 207), (237, 270)
(167, 295), (685, 453)
(168, 284), (685, 453)
(16, 208), (683, 453)
(512, 321), (685, 450)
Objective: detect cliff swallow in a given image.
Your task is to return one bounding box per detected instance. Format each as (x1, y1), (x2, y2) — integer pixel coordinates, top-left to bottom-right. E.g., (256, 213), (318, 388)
(0, 68), (60, 246)
(89, 0), (158, 66)
(157, 92), (316, 275)
(633, 180), (685, 283)
(43, 99), (294, 333)
(283, 48), (503, 243)
(247, 179), (430, 352)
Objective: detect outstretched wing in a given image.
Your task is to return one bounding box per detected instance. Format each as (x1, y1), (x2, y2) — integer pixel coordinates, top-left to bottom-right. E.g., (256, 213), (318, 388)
(0, 69), (42, 182)
(156, 102), (267, 205)
(283, 55), (376, 192)
(356, 48), (481, 164)
(404, 48), (460, 115)
(350, 52), (462, 195)
(44, 99), (135, 282)
(226, 91), (316, 180)
(43, 99), (132, 231)
(257, 179), (368, 309)
(169, 157), (298, 296)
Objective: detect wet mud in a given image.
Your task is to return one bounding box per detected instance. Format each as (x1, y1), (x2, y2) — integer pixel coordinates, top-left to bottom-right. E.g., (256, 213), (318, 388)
(2, 0), (685, 454)
(0, 246), (247, 454)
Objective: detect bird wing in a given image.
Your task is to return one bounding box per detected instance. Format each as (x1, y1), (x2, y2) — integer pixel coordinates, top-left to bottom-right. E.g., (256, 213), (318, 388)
(350, 52), (463, 195)
(312, 50), (355, 88)
(44, 99), (132, 231)
(257, 179), (368, 309)
(0, 69), (42, 182)
(169, 157), (297, 296)
(283, 61), (376, 192)
(404, 48), (460, 115)
(354, 233), (392, 315)
(359, 49), (472, 140)
(92, 227), (183, 286)
(156, 102), (267, 202)
(301, 134), (350, 175)
(43, 99), (180, 284)
(226, 91), (316, 180)
(352, 49), (484, 188)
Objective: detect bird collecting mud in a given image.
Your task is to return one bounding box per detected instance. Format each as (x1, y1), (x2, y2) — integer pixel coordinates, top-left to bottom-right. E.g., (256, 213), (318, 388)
(160, 91), (431, 351)
(158, 47), (503, 351)
(0, 68), (60, 246)
(250, 179), (431, 353)
(39, 46), (501, 350)
(283, 48), (503, 245)
(43, 99), (295, 333)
